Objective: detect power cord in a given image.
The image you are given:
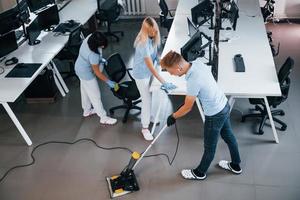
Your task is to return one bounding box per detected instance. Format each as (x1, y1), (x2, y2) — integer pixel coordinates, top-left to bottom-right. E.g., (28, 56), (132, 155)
(0, 124), (181, 183)
(144, 123), (180, 165)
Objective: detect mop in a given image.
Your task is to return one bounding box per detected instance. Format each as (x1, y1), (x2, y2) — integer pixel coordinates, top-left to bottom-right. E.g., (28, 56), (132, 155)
(106, 124), (168, 198)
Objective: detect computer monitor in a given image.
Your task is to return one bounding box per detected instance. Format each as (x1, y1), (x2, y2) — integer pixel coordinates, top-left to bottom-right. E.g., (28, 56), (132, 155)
(26, 0), (55, 12)
(37, 4), (60, 31)
(187, 17), (198, 37)
(0, 31), (18, 58)
(181, 31), (203, 62)
(17, 0), (30, 23)
(0, 3), (21, 35)
(229, 0), (239, 31)
(26, 17), (41, 45)
(191, 0), (214, 26)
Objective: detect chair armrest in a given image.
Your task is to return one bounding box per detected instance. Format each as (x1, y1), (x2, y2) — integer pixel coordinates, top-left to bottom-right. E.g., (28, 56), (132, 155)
(126, 68), (134, 81)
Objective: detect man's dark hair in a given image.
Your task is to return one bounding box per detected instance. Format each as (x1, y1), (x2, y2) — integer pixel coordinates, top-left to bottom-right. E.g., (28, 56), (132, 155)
(87, 31), (108, 54)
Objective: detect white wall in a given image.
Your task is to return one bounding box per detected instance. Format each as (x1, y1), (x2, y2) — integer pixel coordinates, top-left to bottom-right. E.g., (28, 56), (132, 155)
(273, 0), (300, 19)
(144, 0), (178, 16)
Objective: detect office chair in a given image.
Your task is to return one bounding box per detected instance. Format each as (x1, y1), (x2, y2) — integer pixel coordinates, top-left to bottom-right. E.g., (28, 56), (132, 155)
(241, 57), (294, 134)
(56, 25), (83, 79)
(261, 0), (275, 22)
(104, 53), (141, 123)
(96, 0), (124, 42)
(158, 0), (175, 32)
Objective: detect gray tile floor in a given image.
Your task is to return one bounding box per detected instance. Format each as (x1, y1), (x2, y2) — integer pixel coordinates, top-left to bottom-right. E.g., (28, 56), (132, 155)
(0, 20), (300, 200)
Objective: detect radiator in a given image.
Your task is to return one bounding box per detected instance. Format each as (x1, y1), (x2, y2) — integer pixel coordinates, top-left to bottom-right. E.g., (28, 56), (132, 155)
(123, 0), (146, 15)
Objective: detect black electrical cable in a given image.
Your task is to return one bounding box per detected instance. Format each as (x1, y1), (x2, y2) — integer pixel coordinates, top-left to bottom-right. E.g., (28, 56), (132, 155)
(0, 124), (181, 183)
(144, 123), (180, 166)
(0, 138), (133, 183)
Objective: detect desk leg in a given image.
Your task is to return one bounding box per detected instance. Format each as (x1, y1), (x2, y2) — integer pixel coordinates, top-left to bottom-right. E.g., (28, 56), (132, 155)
(263, 97), (279, 144)
(150, 90), (164, 136)
(195, 98), (205, 123)
(47, 64), (66, 97)
(228, 96), (236, 113)
(1, 103), (32, 146)
(50, 61), (69, 94)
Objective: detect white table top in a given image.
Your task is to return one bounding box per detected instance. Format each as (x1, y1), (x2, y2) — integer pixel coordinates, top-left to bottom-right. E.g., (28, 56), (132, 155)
(59, 0), (97, 24)
(0, 0), (97, 103)
(151, 0), (281, 97)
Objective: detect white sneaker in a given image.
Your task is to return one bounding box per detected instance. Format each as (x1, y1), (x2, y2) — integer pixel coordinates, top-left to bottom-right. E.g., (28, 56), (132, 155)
(181, 169), (206, 180)
(218, 160), (242, 174)
(141, 129), (153, 141)
(100, 116), (117, 125)
(83, 109), (96, 117)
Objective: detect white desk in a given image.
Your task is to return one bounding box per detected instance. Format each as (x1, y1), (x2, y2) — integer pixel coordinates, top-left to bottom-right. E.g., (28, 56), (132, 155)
(151, 0), (281, 143)
(0, 0), (97, 146)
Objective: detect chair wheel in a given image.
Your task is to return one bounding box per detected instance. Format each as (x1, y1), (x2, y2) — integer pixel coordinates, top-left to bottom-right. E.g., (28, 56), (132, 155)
(257, 130), (264, 135)
(279, 111), (285, 116)
(281, 125), (287, 131)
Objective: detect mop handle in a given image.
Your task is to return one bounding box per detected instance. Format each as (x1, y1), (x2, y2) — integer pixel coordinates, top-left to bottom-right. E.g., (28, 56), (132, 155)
(132, 124), (168, 170)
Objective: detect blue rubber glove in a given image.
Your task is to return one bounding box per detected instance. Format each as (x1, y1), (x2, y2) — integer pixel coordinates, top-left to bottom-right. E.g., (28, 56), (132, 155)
(161, 82), (177, 91)
(106, 80), (116, 89)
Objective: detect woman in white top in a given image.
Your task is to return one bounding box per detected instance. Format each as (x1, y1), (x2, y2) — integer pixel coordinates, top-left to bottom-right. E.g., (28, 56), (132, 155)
(74, 31), (117, 125)
(132, 17), (176, 140)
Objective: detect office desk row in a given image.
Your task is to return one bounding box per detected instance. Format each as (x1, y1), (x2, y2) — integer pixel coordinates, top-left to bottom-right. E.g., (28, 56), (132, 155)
(150, 0), (281, 143)
(0, 0), (98, 146)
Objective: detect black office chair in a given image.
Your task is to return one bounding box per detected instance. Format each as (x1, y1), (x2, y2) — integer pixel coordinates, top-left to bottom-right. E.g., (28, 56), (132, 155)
(261, 0), (275, 22)
(241, 57), (294, 134)
(56, 25), (83, 79)
(104, 53), (141, 123)
(96, 0), (124, 42)
(158, 0), (175, 32)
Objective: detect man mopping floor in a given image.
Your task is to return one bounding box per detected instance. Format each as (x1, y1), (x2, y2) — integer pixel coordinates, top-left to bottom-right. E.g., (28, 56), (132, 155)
(160, 50), (242, 180)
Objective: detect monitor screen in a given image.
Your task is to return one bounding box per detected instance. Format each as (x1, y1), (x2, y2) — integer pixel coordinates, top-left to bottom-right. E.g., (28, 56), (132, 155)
(26, 17), (41, 45)
(0, 4), (21, 34)
(38, 4), (60, 30)
(191, 0), (214, 26)
(18, 0), (30, 23)
(0, 31), (18, 58)
(26, 0), (55, 12)
(181, 31), (203, 62)
(187, 17), (198, 37)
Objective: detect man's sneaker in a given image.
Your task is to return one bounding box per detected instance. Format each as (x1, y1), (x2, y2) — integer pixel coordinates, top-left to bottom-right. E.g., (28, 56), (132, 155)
(100, 116), (117, 125)
(181, 169), (206, 180)
(141, 129), (153, 141)
(83, 109), (96, 117)
(218, 160), (242, 174)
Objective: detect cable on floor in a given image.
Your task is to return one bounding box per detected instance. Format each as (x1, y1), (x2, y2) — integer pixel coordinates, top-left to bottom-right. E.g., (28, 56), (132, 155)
(0, 124), (181, 183)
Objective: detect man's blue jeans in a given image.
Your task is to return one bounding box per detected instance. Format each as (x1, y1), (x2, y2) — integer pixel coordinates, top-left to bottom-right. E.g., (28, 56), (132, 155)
(194, 103), (241, 174)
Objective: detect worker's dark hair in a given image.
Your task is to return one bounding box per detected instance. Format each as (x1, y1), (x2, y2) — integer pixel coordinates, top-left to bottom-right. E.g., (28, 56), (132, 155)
(160, 50), (183, 69)
(87, 31), (108, 54)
